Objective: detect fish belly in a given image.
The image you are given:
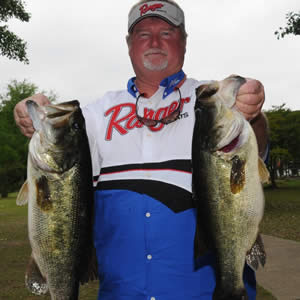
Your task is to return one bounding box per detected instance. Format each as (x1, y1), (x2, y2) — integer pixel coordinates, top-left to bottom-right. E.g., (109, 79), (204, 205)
(28, 163), (86, 299)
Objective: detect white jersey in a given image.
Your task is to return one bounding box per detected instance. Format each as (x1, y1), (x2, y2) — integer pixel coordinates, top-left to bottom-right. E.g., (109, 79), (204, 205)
(82, 77), (203, 194)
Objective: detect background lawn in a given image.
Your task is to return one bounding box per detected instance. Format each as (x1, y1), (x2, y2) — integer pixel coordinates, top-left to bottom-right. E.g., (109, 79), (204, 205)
(3, 177), (300, 299)
(0, 193), (99, 300)
(261, 178), (300, 242)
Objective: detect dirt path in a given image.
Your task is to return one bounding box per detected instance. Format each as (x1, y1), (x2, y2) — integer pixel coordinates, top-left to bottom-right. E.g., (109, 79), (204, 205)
(256, 235), (300, 300)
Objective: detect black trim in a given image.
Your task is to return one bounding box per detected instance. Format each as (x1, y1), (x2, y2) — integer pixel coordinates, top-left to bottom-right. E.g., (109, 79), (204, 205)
(98, 159), (192, 176)
(97, 179), (194, 213)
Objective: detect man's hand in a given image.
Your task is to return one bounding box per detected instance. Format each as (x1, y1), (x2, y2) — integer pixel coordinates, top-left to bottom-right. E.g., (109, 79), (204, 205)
(235, 78), (265, 121)
(235, 78), (268, 158)
(14, 93), (51, 138)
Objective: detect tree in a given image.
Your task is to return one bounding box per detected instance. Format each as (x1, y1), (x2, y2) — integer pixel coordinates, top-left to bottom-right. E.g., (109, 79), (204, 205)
(0, 0), (31, 63)
(0, 80), (56, 197)
(275, 11), (300, 39)
(265, 104), (300, 188)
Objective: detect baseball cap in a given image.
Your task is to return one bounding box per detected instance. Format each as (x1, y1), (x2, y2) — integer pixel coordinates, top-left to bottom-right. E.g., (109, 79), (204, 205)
(128, 1), (185, 32)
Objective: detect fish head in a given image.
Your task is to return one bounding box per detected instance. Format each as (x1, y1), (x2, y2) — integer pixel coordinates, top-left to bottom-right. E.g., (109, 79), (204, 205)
(27, 100), (86, 172)
(27, 100), (84, 146)
(194, 75), (246, 151)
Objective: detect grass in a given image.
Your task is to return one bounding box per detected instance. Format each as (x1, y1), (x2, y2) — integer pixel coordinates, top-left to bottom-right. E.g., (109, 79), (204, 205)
(4, 176), (300, 300)
(261, 177), (300, 242)
(0, 193), (99, 300)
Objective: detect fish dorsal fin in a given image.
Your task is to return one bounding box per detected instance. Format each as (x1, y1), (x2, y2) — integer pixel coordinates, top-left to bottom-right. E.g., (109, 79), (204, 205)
(16, 181), (29, 206)
(25, 254), (48, 295)
(246, 234), (266, 271)
(258, 157), (270, 184)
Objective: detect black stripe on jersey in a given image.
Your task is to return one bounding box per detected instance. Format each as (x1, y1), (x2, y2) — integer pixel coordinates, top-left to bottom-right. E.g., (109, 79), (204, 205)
(99, 159), (192, 176)
(97, 179), (195, 213)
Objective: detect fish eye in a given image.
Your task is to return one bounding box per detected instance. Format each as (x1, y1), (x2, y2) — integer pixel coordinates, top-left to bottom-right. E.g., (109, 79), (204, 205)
(72, 122), (80, 130)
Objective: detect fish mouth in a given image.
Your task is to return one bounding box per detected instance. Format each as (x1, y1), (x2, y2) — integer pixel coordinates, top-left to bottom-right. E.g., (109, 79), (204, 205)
(215, 113), (244, 152)
(218, 134), (240, 153)
(46, 100), (79, 119)
(41, 100), (80, 129)
(26, 99), (80, 134)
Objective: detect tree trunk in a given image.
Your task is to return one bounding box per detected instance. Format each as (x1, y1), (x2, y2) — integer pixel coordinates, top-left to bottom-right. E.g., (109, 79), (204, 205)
(270, 168), (278, 189)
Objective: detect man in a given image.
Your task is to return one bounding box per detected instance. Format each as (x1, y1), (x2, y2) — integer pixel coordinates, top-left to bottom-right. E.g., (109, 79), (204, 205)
(14, 0), (268, 299)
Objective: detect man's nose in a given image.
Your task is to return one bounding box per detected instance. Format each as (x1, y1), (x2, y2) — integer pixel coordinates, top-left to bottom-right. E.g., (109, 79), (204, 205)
(150, 34), (160, 48)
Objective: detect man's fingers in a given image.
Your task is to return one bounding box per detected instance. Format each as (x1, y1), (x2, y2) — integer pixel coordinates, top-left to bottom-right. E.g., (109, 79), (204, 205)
(235, 77), (265, 121)
(236, 93), (264, 106)
(19, 117), (33, 128)
(236, 98), (263, 112)
(14, 93), (51, 138)
(238, 79), (264, 95)
(235, 100), (263, 121)
(27, 93), (51, 104)
(22, 127), (35, 138)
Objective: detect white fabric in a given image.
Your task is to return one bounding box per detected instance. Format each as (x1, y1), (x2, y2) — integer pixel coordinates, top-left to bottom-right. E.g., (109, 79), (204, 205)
(82, 78), (204, 191)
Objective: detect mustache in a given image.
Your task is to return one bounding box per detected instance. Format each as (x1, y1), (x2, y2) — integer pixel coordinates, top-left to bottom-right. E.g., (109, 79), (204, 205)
(144, 48), (168, 56)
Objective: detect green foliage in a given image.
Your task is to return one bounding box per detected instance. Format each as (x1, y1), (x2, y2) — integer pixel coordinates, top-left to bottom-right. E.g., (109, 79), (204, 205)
(266, 104), (300, 161)
(265, 105), (300, 187)
(275, 11), (300, 39)
(0, 80), (57, 197)
(0, 80), (37, 197)
(0, 0), (31, 63)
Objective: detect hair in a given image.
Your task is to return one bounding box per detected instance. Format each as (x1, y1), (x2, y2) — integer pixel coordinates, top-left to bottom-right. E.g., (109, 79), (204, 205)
(127, 0), (188, 43)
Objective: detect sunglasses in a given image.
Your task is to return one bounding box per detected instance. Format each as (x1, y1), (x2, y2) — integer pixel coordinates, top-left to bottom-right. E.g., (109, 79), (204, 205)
(135, 87), (182, 127)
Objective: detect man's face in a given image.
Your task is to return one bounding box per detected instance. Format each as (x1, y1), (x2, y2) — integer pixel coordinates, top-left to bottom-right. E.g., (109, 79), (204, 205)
(128, 17), (186, 79)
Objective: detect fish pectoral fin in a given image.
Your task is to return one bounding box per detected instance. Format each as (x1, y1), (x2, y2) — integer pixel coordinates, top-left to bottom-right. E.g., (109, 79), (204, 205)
(258, 157), (270, 184)
(16, 181), (29, 206)
(246, 234), (267, 271)
(25, 254), (48, 295)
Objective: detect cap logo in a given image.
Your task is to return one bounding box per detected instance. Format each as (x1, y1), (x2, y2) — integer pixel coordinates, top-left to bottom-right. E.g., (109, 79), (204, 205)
(139, 3), (164, 16)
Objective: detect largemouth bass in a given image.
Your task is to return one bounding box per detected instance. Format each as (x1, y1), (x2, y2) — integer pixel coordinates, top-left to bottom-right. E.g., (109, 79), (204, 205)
(192, 76), (268, 300)
(16, 100), (97, 299)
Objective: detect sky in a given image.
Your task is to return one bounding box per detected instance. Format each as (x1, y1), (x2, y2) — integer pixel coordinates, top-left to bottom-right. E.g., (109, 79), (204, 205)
(1, 0), (300, 111)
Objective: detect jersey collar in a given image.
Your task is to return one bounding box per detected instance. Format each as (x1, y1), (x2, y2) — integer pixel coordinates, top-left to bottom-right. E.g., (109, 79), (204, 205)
(127, 70), (186, 99)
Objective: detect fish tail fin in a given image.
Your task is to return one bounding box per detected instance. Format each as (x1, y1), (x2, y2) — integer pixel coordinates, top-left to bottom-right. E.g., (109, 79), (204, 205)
(213, 286), (248, 300)
(246, 233), (267, 271)
(25, 254), (48, 295)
